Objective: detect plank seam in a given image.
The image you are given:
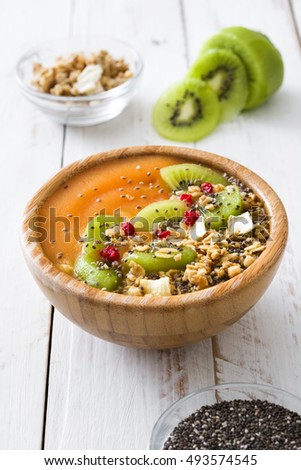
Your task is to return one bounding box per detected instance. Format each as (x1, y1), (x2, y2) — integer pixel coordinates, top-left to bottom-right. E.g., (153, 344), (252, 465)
(42, 124), (66, 448)
(69, 0), (76, 36)
(211, 336), (219, 386)
(60, 125), (67, 168)
(288, 0), (301, 49)
(179, 0), (197, 150)
(42, 0), (73, 444)
(179, 0), (190, 67)
(41, 306), (55, 449)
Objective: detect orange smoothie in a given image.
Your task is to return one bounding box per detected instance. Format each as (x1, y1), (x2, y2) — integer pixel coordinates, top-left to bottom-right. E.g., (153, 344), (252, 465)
(40, 155), (183, 269)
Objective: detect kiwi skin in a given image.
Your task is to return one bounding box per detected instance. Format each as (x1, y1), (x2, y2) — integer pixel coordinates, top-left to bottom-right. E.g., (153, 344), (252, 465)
(152, 78), (220, 142)
(201, 26), (284, 110)
(187, 48), (248, 122)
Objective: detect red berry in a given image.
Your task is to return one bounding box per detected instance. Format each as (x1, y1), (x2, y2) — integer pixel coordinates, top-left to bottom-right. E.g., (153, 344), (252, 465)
(183, 210), (199, 226)
(121, 221), (135, 236)
(201, 182), (213, 194)
(180, 193), (193, 205)
(100, 245), (120, 263)
(157, 230), (171, 239)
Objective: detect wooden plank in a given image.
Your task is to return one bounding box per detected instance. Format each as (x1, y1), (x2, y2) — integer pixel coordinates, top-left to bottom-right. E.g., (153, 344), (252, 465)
(46, 318), (214, 449)
(183, 0), (301, 395)
(44, 0), (215, 450)
(0, 0), (70, 449)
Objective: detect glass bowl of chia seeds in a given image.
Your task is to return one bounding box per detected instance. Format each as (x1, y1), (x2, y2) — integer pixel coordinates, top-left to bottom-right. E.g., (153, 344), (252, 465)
(149, 382), (301, 450)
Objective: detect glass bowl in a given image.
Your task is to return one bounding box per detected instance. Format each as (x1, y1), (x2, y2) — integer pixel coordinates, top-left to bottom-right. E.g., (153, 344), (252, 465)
(16, 36), (143, 127)
(149, 382), (301, 449)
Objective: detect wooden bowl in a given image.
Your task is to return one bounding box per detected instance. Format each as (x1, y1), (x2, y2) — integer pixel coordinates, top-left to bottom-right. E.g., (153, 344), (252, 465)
(21, 146), (288, 349)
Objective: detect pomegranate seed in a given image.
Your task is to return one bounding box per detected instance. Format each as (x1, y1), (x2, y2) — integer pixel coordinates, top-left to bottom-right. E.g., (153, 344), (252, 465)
(100, 245), (120, 263)
(157, 230), (171, 239)
(180, 193), (193, 205)
(183, 210), (199, 226)
(201, 182), (213, 194)
(121, 221), (135, 236)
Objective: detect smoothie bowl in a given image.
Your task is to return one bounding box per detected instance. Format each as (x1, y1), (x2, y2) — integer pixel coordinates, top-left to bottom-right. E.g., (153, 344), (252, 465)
(21, 146), (288, 349)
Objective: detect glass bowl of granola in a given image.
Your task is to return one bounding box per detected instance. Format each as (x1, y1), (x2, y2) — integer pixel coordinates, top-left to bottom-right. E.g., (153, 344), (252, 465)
(16, 36), (143, 126)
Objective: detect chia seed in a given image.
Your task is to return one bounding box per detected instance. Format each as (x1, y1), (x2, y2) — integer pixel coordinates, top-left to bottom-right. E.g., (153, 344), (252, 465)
(163, 399), (301, 450)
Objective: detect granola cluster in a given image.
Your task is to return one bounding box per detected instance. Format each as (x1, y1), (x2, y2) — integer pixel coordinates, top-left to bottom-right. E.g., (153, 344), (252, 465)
(89, 181), (270, 296)
(32, 49), (133, 96)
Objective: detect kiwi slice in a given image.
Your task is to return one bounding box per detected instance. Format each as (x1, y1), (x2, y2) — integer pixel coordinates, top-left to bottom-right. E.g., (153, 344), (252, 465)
(152, 78), (220, 142)
(202, 26), (284, 109)
(187, 48), (248, 121)
(160, 163), (228, 190)
(134, 200), (187, 232)
(83, 214), (123, 261)
(124, 246), (196, 273)
(74, 255), (120, 291)
(204, 185), (243, 230)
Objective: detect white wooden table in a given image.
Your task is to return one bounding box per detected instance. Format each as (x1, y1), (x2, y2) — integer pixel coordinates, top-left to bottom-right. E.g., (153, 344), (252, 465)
(1, 0), (301, 450)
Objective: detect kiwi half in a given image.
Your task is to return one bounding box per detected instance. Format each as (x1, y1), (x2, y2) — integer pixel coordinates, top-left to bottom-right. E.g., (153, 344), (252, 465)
(202, 26), (284, 109)
(134, 200), (187, 232)
(152, 78), (220, 142)
(204, 185), (243, 230)
(187, 48), (248, 121)
(160, 163), (228, 190)
(124, 246), (196, 273)
(74, 255), (120, 291)
(83, 214), (123, 261)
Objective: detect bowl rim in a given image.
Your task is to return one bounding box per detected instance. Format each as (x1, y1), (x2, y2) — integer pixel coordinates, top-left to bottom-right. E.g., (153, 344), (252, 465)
(16, 34), (144, 103)
(149, 381), (301, 449)
(21, 145), (288, 309)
